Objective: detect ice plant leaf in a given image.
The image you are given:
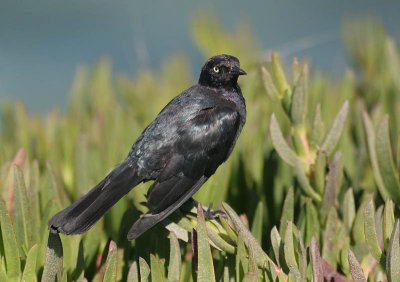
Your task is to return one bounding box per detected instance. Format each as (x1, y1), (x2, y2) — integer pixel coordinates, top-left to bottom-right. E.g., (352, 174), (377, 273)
(251, 201), (263, 243)
(272, 51), (290, 95)
(348, 250), (366, 282)
(290, 73), (306, 126)
(222, 202), (271, 267)
(41, 233), (63, 282)
(14, 165), (32, 257)
(22, 244), (39, 282)
(364, 199), (385, 265)
(320, 101), (349, 155)
(103, 240), (118, 282)
(127, 261), (139, 282)
(309, 237), (324, 282)
(262, 66), (281, 100)
(150, 254), (165, 282)
(196, 204), (216, 282)
(168, 232), (181, 282)
(139, 257), (150, 282)
(270, 114), (298, 167)
(284, 221), (297, 269)
(294, 158), (321, 202)
(387, 220), (400, 282)
(376, 115), (400, 203)
(280, 187), (294, 237)
(0, 197), (20, 280)
(362, 111), (391, 200)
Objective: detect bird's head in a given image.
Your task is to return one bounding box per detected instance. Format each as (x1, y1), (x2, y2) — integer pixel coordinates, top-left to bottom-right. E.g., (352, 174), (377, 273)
(198, 54), (246, 89)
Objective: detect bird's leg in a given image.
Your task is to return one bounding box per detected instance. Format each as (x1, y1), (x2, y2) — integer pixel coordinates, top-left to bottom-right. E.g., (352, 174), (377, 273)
(203, 202), (227, 219)
(180, 198), (227, 219)
(180, 197), (197, 213)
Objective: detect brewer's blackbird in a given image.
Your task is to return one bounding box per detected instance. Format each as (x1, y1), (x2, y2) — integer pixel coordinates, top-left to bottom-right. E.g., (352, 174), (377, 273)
(48, 54), (246, 240)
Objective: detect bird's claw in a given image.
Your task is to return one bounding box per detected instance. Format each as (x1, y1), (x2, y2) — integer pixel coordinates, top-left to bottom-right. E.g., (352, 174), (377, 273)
(203, 202), (228, 219)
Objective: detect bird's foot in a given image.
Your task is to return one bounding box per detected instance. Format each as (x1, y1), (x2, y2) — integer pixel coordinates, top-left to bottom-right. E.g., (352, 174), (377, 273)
(203, 202), (228, 220)
(180, 198), (227, 219)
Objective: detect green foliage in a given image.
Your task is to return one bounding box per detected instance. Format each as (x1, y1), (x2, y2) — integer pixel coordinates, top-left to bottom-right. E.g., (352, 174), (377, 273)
(1, 15), (400, 280)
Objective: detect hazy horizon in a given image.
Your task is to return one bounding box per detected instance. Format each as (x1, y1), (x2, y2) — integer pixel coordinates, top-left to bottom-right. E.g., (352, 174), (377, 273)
(1, 1), (399, 112)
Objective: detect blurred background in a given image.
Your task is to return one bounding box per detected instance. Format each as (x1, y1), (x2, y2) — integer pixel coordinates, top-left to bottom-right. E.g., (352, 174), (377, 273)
(1, 0), (399, 112)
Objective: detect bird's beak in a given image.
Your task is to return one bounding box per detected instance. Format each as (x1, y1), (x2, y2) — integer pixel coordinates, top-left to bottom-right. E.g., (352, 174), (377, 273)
(232, 65), (247, 75)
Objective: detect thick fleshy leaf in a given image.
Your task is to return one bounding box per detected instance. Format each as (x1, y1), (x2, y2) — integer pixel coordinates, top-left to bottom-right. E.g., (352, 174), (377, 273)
(270, 114), (298, 167)
(304, 199), (320, 246)
(103, 240), (118, 282)
(288, 265), (301, 282)
(251, 201), (263, 243)
(296, 231), (307, 281)
(45, 161), (64, 208)
(127, 261), (139, 282)
(321, 151), (343, 219)
(387, 220), (400, 282)
(343, 188), (356, 232)
(284, 221), (297, 269)
(352, 196), (371, 244)
(164, 219), (189, 242)
(150, 254), (165, 282)
(311, 104), (324, 145)
(270, 226), (282, 268)
(362, 111), (391, 200)
(314, 150), (326, 195)
(0, 263), (7, 282)
(272, 51), (290, 95)
(261, 66), (281, 100)
(384, 198), (395, 249)
(385, 38), (400, 90)
(219, 215), (238, 243)
(279, 187), (294, 238)
(309, 237), (323, 282)
(321, 258), (351, 281)
(375, 205), (384, 252)
(236, 233), (248, 281)
(222, 202), (270, 268)
(322, 208), (339, 268)
(294, 158), (321, 202)
(376, 115), (400, 203)
(139, 257), (150, 282)
(22, 244), (39, 282)
(340, 237), (351, 276)
(41, 232), (63, 282)
(206, 221), (235, 254)
(364, 199), (385, 265)
(13, 165), (32, 256)
(168, 232), (181, 282)
(196, 204), (216, 282)
(290, 72), (306, 126)
(320, 101), (349, 155)
(348, 250), (366, 282)
(29, 160), (41, 244)
(0, 197), (21, 280)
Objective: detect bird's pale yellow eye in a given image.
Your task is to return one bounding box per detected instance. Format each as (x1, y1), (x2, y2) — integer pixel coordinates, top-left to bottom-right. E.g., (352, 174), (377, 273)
(213, 66), (219, 73)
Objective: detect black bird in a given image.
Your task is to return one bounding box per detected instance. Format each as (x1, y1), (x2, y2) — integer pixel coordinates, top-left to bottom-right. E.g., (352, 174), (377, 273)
(48, 54), (247, 240)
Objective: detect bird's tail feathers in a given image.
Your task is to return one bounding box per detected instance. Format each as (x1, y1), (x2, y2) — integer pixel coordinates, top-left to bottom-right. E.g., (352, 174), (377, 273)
(48, 159), (141, 235)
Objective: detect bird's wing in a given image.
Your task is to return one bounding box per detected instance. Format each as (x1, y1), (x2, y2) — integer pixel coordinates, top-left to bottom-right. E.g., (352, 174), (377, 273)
(127, 106), (241, 239)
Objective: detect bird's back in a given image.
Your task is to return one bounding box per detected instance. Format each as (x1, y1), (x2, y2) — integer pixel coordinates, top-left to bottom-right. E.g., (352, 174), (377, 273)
(128, 84), (245, 181)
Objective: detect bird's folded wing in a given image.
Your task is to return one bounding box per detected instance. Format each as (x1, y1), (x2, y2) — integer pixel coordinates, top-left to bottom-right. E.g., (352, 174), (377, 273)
(127, 106), (240, 239)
